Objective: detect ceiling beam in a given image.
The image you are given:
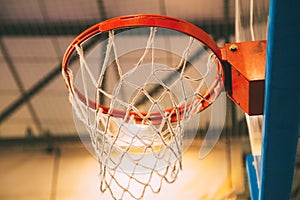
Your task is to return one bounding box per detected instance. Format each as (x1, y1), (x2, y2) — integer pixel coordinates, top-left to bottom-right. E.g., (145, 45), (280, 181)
(0, 20), (234, 39)
(0, 134), (81, 149)
(96, 0), (107, 21)
(0, 62), (62, 124)
(0, 39), (43, 134)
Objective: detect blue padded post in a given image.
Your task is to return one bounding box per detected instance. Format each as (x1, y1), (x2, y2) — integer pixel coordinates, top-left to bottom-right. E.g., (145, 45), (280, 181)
(259, 0), (300, 199)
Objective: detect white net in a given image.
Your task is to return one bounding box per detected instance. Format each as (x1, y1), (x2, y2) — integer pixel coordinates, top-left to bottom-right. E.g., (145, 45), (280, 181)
(235, 0), (269, 42)
(63, 26), (223, 199)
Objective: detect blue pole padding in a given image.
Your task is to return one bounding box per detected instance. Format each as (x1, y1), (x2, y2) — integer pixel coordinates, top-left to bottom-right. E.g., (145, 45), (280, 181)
(259, 0), (300, 199)
(246, 155), (259, 200)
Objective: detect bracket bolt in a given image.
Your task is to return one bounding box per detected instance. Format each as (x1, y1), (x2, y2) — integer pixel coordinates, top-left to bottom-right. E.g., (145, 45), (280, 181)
(229, 44), (238, 52)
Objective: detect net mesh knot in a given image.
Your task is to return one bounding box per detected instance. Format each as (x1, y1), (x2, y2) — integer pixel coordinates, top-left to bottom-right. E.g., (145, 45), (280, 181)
(62, 26), (222, 200)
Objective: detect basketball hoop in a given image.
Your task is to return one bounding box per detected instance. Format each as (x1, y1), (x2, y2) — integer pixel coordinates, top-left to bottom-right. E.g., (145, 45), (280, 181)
(62, 14), (224, 199)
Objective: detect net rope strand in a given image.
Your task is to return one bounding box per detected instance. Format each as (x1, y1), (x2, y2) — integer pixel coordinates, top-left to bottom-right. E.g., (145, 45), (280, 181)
(250, 0), (256, 41)
(100, 28), (181, 199)
(64, 26), (219, 200)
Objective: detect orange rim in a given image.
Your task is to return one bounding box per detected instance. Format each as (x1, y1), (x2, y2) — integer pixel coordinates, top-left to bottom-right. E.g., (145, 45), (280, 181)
(62, 14), (224, 124)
